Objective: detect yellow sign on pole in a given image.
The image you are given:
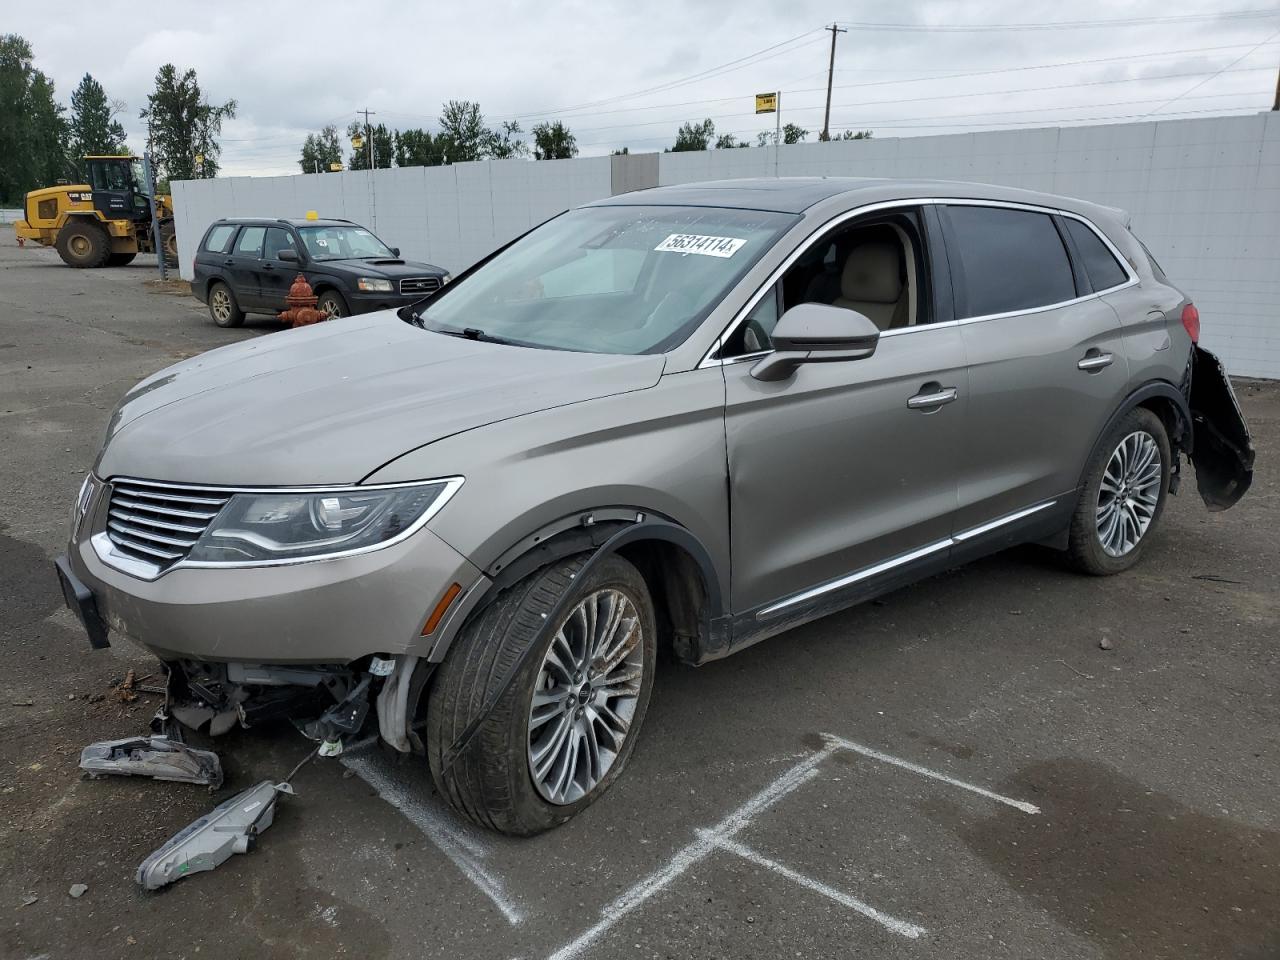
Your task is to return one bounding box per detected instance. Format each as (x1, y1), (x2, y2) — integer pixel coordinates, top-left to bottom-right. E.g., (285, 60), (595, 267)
(329, 162), (343, 172)
(754, 92), (778, 114)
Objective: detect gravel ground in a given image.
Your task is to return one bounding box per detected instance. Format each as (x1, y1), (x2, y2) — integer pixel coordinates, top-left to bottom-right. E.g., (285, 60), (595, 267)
(1, 235), (1276, 960)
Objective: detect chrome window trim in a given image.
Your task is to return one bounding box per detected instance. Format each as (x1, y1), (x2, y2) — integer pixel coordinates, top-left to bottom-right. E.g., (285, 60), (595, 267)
(756, 498), (1057, 620)
(89, 475), (464, 581)
(701, 197), (1138, 369)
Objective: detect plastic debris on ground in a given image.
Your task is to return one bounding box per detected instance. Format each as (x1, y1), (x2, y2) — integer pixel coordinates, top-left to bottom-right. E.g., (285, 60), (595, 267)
(135, 780), (294, 891)
(79, 735), (223, 788)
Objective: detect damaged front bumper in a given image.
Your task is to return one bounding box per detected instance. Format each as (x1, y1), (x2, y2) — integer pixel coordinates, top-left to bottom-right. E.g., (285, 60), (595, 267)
(1187, 345), (1255, 511)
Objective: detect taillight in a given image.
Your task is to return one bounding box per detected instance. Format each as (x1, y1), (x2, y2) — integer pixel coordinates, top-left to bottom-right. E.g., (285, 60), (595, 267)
(1181, 303), (1200, 344)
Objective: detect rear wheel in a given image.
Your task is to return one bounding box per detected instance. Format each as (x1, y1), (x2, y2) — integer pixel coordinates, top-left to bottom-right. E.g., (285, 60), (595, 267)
(106, 252), (137, 267)
(208, 281), (244, 328)
(316, 290), (348, 319)
(55, 221), (111, 268)
(427, 553), (657, 835)
(1067, 407), (1171, 575)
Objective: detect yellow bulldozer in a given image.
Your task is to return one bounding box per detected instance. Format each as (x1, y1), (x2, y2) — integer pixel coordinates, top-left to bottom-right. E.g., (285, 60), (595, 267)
(14, 155), (178, 268)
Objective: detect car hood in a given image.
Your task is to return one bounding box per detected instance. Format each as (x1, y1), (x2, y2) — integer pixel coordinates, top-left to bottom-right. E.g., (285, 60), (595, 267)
(321, 258), (443, 278)
(96, 313), (665, 486)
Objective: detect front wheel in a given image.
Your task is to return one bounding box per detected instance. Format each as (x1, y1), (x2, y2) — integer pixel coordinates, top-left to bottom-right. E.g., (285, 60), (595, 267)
(1067, 407), (1171, 575)
(316, 290), (348, 319)
(427, 553), (657, 835)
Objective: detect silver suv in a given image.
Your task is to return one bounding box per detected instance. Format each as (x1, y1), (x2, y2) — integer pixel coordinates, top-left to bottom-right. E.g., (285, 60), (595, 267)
(56, 179), (1253, 834)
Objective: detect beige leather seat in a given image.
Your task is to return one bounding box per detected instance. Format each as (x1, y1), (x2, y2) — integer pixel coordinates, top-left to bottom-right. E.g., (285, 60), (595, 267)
(832, 242), (907, 330)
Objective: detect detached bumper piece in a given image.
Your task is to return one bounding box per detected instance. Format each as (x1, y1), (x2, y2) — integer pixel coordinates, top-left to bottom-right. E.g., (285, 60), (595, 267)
(1188, 346), (1255, 511)
(80, 736), (222, 788)
(136, 780), (293, 891)
(54, 554), (109, 649)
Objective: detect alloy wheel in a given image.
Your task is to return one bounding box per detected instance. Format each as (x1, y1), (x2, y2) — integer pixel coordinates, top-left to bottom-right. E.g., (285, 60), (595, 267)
(527, 587), (645, 805)
(320, 298), (342, 319)
(1096, 430), (1162, 557)
(211, 289), (231, 323)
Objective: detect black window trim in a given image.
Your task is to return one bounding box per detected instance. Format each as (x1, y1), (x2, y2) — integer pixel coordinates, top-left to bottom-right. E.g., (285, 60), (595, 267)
(699, 197), (1139, 369)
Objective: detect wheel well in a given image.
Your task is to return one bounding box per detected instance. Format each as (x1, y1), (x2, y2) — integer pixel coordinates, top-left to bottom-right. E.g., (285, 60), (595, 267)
(617, 539), (709, 664)
(1136, 395), (1187, 450)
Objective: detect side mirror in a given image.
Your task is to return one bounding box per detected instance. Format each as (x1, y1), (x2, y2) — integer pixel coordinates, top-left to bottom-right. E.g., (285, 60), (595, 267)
(278, 249), (299, 262)
(750, 302), (881, 382)
(390, 247), (401, 257)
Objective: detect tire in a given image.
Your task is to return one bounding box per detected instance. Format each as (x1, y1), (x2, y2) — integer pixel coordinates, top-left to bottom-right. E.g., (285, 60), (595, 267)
(106, 252), (137, 267)
(427, 553), (657, 836)
(316, 289), (348, 319)
(1067, 407), (1171, 575)
(55, 221), (111, 268)
(159, 221), (178, 266)
(208, 281), (245, 328)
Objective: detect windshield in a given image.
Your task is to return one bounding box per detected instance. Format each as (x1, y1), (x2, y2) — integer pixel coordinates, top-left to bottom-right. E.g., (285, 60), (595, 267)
(414, 205), (795, 354)
(298, 225), (395, 261)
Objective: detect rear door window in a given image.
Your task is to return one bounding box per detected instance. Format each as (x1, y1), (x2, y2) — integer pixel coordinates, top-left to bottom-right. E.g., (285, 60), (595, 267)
(234, 226), (266, 258)
(203, 224), (237, 254)
(945, 205), (1076, 318)
(1062, 218), (1129, 292)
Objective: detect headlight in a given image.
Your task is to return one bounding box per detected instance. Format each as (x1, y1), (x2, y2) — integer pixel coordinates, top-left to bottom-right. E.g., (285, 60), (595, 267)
(185, 478), (462, 565)
(357, 277), (393, 292)
(440, 273), (452, 285)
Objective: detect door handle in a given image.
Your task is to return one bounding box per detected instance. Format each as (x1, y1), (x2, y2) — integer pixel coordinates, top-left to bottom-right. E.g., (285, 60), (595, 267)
(223, 258), (234, 266)
(262, 263), (274, 271)
(907, 385), (959, 410)
(1077, 350), (1114, 372)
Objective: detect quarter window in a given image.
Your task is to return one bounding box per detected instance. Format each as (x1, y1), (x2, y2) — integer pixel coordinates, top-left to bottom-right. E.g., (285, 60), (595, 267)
(234, 226), (266, 258)
(1063, 218), (1129, 292)
(204, 224), (236, 254)
(946, 206), (1076, 318)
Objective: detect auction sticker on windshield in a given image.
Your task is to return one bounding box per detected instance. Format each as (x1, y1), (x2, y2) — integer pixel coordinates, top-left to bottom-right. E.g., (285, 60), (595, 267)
(655, 234), (747, 258)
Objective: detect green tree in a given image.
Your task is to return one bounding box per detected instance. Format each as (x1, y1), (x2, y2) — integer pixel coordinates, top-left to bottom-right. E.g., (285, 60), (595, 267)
(839, 129), (873, 140)
(140, 64), (235, 181)
(0, 34), (70, 204)
(346, 120), (393, 169)
(782, 123), (808, 144)
(486, 120), (527, 160)
(611, 146), (629, 155)
(532, 120), (577, 160)
(299, 123), (342, 173)
(437, 99), (487, 162)
(672, 118), (715, 152)
(68, 73), (127, 175)
(393, 127), (438, 167)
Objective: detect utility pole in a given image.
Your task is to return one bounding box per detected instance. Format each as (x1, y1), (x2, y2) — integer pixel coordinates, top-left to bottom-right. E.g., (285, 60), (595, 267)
(358, 108), (377, 168)
(821, 23), (847, 141)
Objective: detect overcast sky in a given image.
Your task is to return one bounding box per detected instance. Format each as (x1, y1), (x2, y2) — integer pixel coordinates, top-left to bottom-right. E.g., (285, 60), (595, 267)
(8, 0), (1279, 176)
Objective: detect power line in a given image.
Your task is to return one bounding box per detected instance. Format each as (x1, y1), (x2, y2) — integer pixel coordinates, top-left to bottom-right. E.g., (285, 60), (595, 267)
(1143, 28), (1280, 116)
(833, 9), (1280, 32)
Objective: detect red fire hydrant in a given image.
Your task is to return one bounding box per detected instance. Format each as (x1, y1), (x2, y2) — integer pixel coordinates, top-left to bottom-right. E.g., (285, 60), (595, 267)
(277, 274), (323, 328)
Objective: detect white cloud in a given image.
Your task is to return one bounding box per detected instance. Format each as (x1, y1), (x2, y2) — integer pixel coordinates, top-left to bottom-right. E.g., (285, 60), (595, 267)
(7, 0), (1277, 176)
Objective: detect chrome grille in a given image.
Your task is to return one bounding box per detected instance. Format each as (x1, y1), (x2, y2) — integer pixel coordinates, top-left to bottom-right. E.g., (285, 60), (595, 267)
(105, 480), (231, 568)
(399, 276), (442, 296)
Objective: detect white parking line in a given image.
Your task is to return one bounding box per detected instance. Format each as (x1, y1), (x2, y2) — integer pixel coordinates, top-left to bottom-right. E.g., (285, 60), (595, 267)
(822, 734), (1041, 815)
(699, 831), (927, 940)
(340, 750), (524, 925)
(546, 743), (838, 960)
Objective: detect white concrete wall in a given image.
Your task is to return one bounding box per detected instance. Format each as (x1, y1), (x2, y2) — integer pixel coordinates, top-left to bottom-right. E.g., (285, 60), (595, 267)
(172, 113), (1279, 378)
(659, 113), (1280, 380)
(170, 155), (612, 283)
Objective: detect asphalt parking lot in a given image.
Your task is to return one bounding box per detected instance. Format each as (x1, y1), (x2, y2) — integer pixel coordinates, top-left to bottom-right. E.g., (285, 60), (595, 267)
(1, 234), (1277, 960)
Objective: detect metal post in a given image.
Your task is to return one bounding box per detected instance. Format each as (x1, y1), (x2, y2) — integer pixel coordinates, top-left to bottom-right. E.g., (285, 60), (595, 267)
(775, 91), (782, 177)
(142, 152), (167, 281)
